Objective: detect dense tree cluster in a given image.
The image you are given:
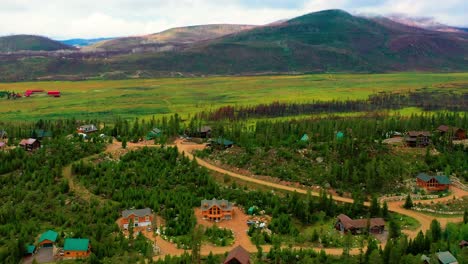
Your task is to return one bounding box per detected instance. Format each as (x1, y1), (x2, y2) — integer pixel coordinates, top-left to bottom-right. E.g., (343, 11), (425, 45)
(200, 113), (468, 193)
(199, 90), (468, 121)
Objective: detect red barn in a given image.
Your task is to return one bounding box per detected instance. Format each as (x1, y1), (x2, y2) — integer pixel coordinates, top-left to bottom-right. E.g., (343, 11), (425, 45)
(416, 173), (451, 192)
(47, 91), (61, 97)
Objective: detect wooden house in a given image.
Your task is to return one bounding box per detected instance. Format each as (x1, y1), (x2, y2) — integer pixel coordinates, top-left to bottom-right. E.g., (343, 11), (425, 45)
(38, 230), (58, 248)
(201, 198), (233, 221)
(224, 245), (251, 264)
(146, 128), (162, 140)
(335, 214), (385, 235)
(416, 173), (451, 192)
(121, 208), (153, 229)
(63, 238), (91, 258)
(405, 131), (431, 147)
(437, 125), (467, 140)
(436, 251), (458, 264)
(19, 138), (40, 151)
(77, 124), (98, 134)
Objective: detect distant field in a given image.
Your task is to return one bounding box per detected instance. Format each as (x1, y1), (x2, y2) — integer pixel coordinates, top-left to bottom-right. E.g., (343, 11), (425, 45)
(0, 73), (467, 121)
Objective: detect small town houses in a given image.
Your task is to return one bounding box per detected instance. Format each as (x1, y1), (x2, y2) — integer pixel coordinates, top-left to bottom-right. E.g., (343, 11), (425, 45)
(201, 198), (234, 221)
(19, 138), (40, 151)
(416, 173), (451, 192)
(24, 230), (91, 261)
(335, 214), (385, 235)
(120, 208), (153, 229)
(77, 124), (98, 134)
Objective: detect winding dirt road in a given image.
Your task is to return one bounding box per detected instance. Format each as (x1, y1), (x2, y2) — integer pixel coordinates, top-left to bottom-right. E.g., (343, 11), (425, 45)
(174, 139), (467, 240)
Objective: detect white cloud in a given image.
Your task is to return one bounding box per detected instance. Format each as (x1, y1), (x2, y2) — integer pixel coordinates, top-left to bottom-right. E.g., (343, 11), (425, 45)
(0, 0), (466, 39)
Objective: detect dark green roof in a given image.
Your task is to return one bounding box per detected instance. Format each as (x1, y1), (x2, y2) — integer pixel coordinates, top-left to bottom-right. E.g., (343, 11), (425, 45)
(436, 251), (457, 264)
(417, 173), (451, 184)
(301, 134), (309, 142)
(64, 238), (89, 251)
(33, 129), (52, 138)
(39, 230), (58, 243)
(26, 245), (35, 254)
(213, 138), (234, 146)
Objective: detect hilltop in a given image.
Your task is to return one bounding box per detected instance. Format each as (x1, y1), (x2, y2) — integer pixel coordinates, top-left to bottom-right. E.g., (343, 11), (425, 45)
(87, 24), (255, 51)
(0, 10), (467, 80)
(0, 35), (73, 52)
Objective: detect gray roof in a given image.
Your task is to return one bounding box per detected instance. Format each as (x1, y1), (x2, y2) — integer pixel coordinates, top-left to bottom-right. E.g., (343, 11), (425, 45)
(199, 126), (212, 133)
(201, 198), (233, 211)
(436, 251), (458, 264)
(122, 208), (152, 218)
(79, 124), (98, 131)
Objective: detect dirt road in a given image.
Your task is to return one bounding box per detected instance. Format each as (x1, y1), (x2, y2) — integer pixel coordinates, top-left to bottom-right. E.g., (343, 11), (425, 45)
(174, 139), (467, 240)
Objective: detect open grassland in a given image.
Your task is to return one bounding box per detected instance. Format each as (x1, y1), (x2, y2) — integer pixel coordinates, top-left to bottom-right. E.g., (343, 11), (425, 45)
(0, 73), (467, 121)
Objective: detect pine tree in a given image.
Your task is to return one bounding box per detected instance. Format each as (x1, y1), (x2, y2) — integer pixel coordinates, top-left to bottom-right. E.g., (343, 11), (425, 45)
(464, 209), (468, 224)
(403, 194), (413, 209)
(382, 201), (389, 219)
(370, 196), (380, 217)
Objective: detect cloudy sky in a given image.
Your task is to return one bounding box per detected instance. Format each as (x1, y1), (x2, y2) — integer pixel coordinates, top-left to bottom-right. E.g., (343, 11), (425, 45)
(1, 0), (466, 39)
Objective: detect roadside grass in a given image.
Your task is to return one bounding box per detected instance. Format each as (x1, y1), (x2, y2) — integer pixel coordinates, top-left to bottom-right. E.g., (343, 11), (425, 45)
(390, 213), (421, 231)
(0, 72), (467, 121)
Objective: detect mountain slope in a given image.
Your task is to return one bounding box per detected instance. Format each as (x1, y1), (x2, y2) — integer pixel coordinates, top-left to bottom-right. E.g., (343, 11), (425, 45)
(0, 10), (467, 81)
(89, 24), (255, 51)
(59, 38), (114, 47)
(0, 35), (73, 52)
(118, 9), (467, 73)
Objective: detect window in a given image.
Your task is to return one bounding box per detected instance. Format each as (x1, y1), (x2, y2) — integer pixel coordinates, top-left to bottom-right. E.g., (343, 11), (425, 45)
(134, 217), (139, 222)
(145, 216), (149, 222)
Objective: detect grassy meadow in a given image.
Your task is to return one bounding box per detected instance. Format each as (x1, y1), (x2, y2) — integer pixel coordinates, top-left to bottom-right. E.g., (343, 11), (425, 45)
(0, 72), (467, 121)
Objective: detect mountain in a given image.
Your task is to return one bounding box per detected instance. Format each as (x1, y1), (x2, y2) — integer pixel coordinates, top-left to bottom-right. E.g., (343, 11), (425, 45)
(113, 9), (467, 74)
(59, 38), (114, 47)
(0, 35), (73, 52)
(88, 24), (256, 51)
(0, 10), (467, 81)
(385, 15), (467, 33)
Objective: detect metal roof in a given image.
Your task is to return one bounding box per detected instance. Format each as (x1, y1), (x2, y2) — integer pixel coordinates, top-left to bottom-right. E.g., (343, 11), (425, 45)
(64, 238), (89, 251)
(122, 208), (152, 218)
(39, 230), (58, 243)
(201, 198), (233, 211)
(417, 173), (451, 185)
(436, 251), (458, 264)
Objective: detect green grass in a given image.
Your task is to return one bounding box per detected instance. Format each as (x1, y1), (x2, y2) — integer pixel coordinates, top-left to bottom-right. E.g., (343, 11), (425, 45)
(0, 72), (467, 121)
(391, 213), (421, 231)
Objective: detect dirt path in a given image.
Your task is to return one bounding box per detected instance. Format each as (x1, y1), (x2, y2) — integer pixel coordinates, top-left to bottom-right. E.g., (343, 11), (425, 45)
(62, 164), (101, 202)
(174, 139), (467, 240)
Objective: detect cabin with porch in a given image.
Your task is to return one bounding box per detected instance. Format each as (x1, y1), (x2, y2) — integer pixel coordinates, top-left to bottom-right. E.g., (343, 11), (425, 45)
(224, 245), (251, 264)
(121, 208), (153, 229)
(201, 198), (233, 221)
(416, 173), (451, 192)
(38, 230), (58, 248)
(437, 125), (467, 140)
(405, 131), (431, 147)
(63, 238), (91, 258)
(335, 214), (385, 235)
(19, 138), (41, 151)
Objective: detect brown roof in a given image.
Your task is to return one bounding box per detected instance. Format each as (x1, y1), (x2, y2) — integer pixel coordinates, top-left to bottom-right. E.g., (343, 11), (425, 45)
(0, 142), (5, 148)
(407, 131), (431, 137)
(460, 240), (468, 247)
(19, 138), (37, 145)
(337, 214), (385, 229)
(437, 125), (450, 132)
(224, 245), (250, 264)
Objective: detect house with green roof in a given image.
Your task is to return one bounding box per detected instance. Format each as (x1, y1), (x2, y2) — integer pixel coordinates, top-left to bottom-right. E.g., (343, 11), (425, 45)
(63, 238), (91, 258)
(38, 230), (58, 247)
(208, 138), (234, 149)
(416, 173), (451, 192)
(146, 128), (162, 140)
(25, 244), (35, 255)
(436, 251), (458, 264)
(300, 134), (309, 142)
